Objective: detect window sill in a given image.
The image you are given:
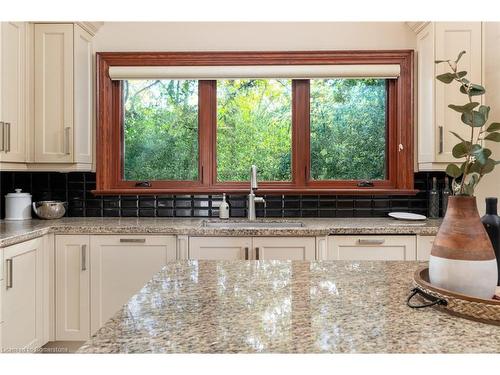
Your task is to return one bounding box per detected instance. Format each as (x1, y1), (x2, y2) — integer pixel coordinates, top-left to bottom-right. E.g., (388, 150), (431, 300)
(91, 188), (419, 196)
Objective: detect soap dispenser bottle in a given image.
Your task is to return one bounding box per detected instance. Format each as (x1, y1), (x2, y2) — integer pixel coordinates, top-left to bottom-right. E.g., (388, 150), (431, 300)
(219, 193), (230, 219)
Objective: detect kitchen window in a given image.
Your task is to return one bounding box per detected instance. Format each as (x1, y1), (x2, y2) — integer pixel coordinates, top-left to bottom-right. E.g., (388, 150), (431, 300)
(216, 79), (292, 182)
(309, 78), (387, 181)
(122, 79), (199, 181)
(95, 51), (414, 195)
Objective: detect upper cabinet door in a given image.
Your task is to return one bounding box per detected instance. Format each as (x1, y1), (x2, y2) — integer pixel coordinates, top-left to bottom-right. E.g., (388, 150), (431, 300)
(34, 24), (74, 163)
(416, 23), (435, 166)
(417, 22), (483, 171)
(0, 22), (27, 162)
(73, 25), (93, 164)
(434, 22), (482, 163)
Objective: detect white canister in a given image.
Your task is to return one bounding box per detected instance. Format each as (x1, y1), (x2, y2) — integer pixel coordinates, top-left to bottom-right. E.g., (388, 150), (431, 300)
(4, 189), (32, 221)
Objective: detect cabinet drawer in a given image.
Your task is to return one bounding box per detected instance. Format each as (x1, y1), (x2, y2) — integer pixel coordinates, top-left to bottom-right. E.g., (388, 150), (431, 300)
(91, 235), (175, 247)
(189, 237), (251, 260)
(417, 235), (435, 261)
(328, 235), (416, 261)
(253, 237), (316, 260)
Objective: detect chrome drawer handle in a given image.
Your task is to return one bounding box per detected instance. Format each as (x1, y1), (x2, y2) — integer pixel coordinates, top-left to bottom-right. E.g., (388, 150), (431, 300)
(119, 238), (146, 243)
(81, 244), (87, 271)
(5, 122), (10, 152)
(438, 126), (444, 154)
(64, 126), (71, 155)
(358, 239), (385, 245)
(6, 259), (13, 289)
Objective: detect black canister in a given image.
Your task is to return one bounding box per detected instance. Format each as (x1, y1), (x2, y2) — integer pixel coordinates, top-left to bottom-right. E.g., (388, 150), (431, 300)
(481, 197), (500, 286)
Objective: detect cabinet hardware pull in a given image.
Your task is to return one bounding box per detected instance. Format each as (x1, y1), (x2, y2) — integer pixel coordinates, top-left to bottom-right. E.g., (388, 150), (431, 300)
(6, 259), (13, 289)
(357, 180), (374, 187)
(255, 247), (260, 260)
(244, 247), (249, 260)
(358, 239), (385, 245)
(64, 126), (70, 155)
(0, 121), (4, 152)
(81, 244), (87, 271)
(5, 122), (10, 152)
(438, 126), (444, 154)
(119, 238), (146, 243)
(135, 181), (152, 187)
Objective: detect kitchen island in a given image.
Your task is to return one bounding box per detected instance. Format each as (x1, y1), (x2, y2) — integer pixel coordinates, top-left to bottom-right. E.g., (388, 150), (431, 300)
(77, 260), (500, 353)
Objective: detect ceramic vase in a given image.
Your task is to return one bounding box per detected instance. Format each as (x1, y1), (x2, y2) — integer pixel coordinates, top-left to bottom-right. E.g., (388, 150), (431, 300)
(429, 196), (498, 299)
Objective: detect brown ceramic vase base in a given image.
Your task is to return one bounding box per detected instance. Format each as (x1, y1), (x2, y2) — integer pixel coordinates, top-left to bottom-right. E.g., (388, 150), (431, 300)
(432, 196), (495, 261)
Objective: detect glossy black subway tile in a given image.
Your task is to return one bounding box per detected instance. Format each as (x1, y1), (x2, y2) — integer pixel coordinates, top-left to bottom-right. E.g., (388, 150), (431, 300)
(0, 171), (446, 219)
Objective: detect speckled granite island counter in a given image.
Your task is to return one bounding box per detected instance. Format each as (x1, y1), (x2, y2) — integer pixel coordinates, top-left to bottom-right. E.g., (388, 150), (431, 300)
(77, 261), (500, 353)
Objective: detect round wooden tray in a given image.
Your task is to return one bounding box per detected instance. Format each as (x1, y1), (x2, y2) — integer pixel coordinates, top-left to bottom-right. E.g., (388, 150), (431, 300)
(408, 266), (500, 326)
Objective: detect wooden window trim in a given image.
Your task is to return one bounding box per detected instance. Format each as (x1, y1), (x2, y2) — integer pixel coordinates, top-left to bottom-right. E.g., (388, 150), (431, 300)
(95, 50), (416, 195)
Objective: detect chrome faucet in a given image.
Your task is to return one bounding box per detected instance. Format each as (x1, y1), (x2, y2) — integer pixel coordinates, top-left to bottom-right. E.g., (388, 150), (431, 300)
(248, 165), (266, 221)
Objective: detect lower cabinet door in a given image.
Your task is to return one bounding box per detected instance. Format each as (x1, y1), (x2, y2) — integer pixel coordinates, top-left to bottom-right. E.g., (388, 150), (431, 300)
(253, 237), (316, 260)
(417, 235), (435, 261)
(2, 237), (44, 351)
(328, 235), (417, 261)
(90, 235), (176, 334)
(55, 235), (90, 341)
(189, 237), (252, 260)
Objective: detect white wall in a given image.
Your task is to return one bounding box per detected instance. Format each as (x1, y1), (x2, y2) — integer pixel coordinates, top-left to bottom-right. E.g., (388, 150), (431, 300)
(93, 22), (416, 52)
(476, 22), (500, 214)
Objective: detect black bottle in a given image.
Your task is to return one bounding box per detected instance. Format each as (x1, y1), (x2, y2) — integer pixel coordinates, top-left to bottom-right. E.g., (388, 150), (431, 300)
(481, 197), (500, 286)
(428, 177), (439, 218)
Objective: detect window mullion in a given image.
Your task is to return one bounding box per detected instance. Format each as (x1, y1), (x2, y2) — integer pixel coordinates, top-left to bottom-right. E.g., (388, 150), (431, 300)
(198, 80), (216, 187)
(292, 79), (310, 188)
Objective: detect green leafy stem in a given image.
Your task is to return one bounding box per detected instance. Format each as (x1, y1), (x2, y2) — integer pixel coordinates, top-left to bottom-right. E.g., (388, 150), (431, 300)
(436, 51), (500, 196)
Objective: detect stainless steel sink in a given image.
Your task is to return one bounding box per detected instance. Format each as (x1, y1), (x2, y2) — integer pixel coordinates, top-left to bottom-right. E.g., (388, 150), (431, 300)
(201, 221), (304, 228)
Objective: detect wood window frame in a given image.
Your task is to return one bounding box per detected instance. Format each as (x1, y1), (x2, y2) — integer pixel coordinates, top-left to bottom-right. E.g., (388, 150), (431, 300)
(95, 50), (415, 195)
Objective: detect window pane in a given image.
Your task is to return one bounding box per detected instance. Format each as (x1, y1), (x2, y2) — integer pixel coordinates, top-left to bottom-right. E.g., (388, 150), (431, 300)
(310, 79), (387, 180)
(122, 80), (198, 181)
(217, 79), (292, 182)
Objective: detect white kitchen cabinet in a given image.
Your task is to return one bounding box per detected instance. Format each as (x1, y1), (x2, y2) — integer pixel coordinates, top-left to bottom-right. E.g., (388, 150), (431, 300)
(417, 22), (483, 171)
(72, 25), (93, 165)
(90, 235), (176, 334)
(189, 237), (252, 260)
(34, 23), (74, 163)
(1, 237), (45, 350)
(34, 23), (93, 167)
(327, 235), (417, 261)
(0, 22), (27, 163)
(253, 237), (316, 260)
(416, 235), (435, 261)
(189, 236), (316, 260)
(55, 235), (90, 341)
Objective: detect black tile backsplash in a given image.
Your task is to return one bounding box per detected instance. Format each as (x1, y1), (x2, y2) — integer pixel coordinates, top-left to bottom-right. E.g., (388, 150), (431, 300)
(0, 171), (446, 219)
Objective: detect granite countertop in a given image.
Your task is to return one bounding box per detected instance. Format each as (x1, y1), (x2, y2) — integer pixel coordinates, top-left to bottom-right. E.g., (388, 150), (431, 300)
(0, 217), (441, 247)
(77, 260), (500, 353)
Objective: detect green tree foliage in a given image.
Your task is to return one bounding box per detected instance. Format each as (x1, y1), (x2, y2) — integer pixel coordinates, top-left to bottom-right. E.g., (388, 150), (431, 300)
(217, 79), (292, 181)
(310, 79), (387, 180)
(123, 78), (387, 182)
(123, 79), (198, 181)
